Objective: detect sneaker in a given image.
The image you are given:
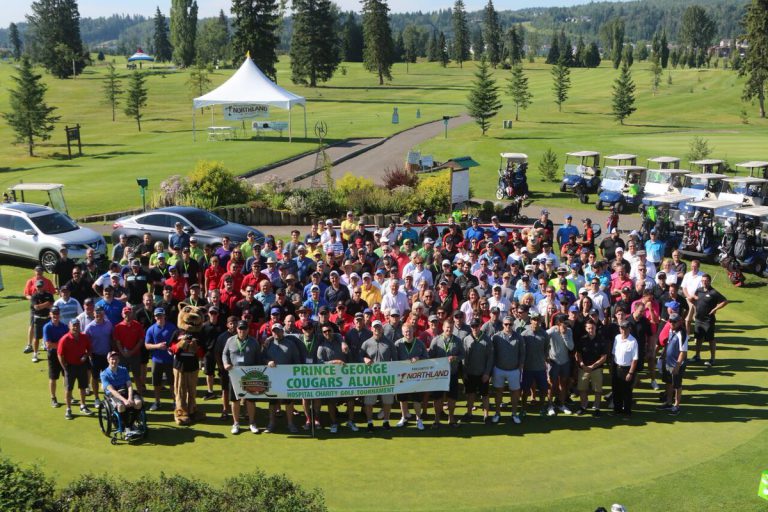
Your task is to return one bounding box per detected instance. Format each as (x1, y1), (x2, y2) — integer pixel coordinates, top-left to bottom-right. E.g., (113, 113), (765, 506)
(512, 414), (521, 424)
(93, 398), (101, 409)
(395, 418), (408, 428)
(382, 421), (391, 430)
(592, 409), (601, 417)
(203, 391), (217, 401)
(231, 423), (240, 435)
(264, 423), (275, 434)
(302, 421), (312, 431)
(51, 397), (60, 408)
(460, 412), (473, 422)
(491, 413), (501, 424)
(220, 411), (229, 421)
(31, 353), (39, 363)
(704, 359), (714, 367)
(346, 420), (359, 432)
(540, 408), (548, 417)
(23, 344), (33, 354)
(149, 401), (159, 412)
(376, 410), (385, 420)
(668, 406), (681, 416)
(366, 422), (375, 433)
(405, 412), (413, 420)
(79, 405), (93, 416)
(85, 387), (93, 396)
(651, 379), (660, 390)
(547, 405), (556, 416)
(416, 419), (425, 431)
(329, 423), (339, 434)
(658, 403), (674, 411)
(64, 408), (73, 420)
(249, 424), (260, 434)
(288, 424), (299, 434)
(690, 355), (701, 363)
(559, 405), (572, 415)
(576, 407), (586, 416)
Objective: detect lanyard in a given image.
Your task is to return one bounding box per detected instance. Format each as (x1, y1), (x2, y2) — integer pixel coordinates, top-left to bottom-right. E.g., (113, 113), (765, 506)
(405, 340), (417, 356)
(237, 336), (249, 353)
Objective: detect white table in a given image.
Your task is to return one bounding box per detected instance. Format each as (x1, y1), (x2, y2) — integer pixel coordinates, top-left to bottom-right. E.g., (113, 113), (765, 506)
(207, 126), (234, 141)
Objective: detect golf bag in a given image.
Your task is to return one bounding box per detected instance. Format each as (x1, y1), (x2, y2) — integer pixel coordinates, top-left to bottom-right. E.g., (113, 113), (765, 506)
(720, 256), (745, 287)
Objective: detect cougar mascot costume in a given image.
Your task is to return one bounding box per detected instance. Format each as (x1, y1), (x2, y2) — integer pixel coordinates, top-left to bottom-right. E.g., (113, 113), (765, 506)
(170, 303), (206, 426)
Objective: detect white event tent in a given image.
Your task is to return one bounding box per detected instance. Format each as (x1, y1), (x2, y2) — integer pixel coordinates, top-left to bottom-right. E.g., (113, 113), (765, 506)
(192, 55), (307, 142)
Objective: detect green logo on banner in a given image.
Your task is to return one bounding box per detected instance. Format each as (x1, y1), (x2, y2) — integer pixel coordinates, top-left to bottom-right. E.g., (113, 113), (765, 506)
(241, 369), (270, 395)
(759, 471), (768, 501)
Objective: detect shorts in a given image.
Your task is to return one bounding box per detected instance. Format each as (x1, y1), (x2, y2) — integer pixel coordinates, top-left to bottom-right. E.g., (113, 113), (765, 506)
(120, 353), (142, 380)
(47, 349), (63, 380)
(33, 317), (48, 339)
(364, 394), (395, 406)
(662, 362), (685, 389)
(219, 367), (230, 389)
(151, 362), (174, 387)
(577, 367), (604, 392)
(463, 373), (490, 396)
(204, 352), (217, 376)
(522, 370), (548, 393)
(64, 363), (90, 391)
(694, 320), (715, 342)
(431, 375), (460, 400)
(547, 361), (571, 382)
(90, 354), (108, 377)
(140, 344), (150, 364)
(492, 367), (521, 391)
(107, 389), (142, 410)
(397, 392), (426, 403)
(29, 310), (34, 326)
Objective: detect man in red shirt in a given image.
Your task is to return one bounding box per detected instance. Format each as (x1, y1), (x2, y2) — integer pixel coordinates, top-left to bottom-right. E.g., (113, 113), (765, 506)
(114, 306), (146, 394)
(219, 261), (245, 295)
(219, 276), (241, 312)
(329, 303), (354, 334)
(57, 320), (94, 420)
(164, 267), (188, 302)
(241, 262), (266, 295)
(23, 266), (56, 354)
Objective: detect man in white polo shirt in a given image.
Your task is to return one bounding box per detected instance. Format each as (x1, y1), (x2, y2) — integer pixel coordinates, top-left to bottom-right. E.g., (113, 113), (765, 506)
(680, 259), (703, 334)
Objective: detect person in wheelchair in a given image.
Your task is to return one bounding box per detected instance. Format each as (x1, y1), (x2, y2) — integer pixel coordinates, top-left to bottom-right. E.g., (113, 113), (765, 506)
(100, 351), (144, 437)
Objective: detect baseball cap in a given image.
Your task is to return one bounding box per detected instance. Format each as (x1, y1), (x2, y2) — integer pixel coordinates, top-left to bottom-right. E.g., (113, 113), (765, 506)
(610, 228), (618, 234)
(354, 312), (364, 319)
(669, 313), (682, 322)
(664, 301), (680, 310)
(490, 306), (501, 313)
(270, 307), (281, 315)
(470, 318), (482, 327)
(621, 286), (631, 293)
(50, 306), (60, 313)
(271, 323), (284, 331)
(157, 252), (166, 259)
(565, 214), (573, 219)
(570, 262), (581, 269)
(107, 350), (119, 359)
(568, 305), (579, 312)
(619, 320), (631, 328)
(578, 287), (587, 295)
(95, 305), (105, 313)
(372, 320), (383, 328)
(428, 314), (439, 322)
(423, 238), (434, 245)
(529, 310), (541, 319)
(615, 246), (625, 253)
(237, 320), (249, 329)
(153, 307), (165, 316)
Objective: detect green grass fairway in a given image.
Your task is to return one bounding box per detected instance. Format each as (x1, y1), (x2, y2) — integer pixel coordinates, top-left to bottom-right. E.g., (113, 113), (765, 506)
(1, 261), (766, 511)
(0, 57), (765, 217)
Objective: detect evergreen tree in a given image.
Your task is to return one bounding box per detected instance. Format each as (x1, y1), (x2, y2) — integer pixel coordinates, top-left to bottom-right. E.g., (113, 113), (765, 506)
(611, 19), (625, 69)
(467, 59), (502, 135)
(361, 0), (394, 85)
(740, 0), (768, 118)
(574, 37), (586, 67)
(26, 0), (86, 78)
(290, 0), (341, 86)
(438, 31), (449, 67)
(402, 24), (420, 69)
(470, 28), (484, 61)
(650, 59), (662, 96)
(637, 44), (649, 61)
(153, 7), (172, 62)
(584, 42), (601, 68)
(102, 63), (123, 122)
(2, 57), (60, 156)
(679, 5), (716, 55)
(9, 23), (22, 60)
(651, 33), (661, 62)
(551, 57), (571, 112)
(341, 12), (363, 63)
(124, 70), (148, 132)
(170, 0), (197, 67)
(196, 10), (230, 65)
(231, 0), (280, 80)
(482, 0), (502, 68)
(426, 30), (439, 62)
(622, 44), (634, 68)
(660, 31), (670, 69)
(507, 65), (533, 121)
(393, 31), (405, 62)
(546, 32), (560, 64)
(451, 0), (470, 67)
(612, 62), (636, 125)
(671, 48), (680, 68)
(187, 63), (211, 101)
(558, 30), (573, 67)
(507, 25), (524, 66)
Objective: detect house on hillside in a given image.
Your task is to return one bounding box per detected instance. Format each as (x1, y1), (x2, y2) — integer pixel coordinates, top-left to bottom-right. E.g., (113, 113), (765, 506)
(709, 39), (748, 58)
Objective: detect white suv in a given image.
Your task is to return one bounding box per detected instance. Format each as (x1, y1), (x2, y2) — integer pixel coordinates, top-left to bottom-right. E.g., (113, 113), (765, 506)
(0, 202), (107, 271)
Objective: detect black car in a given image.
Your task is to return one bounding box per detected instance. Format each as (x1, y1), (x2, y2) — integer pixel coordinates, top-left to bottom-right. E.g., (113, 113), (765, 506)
(111, 207), (264, 250)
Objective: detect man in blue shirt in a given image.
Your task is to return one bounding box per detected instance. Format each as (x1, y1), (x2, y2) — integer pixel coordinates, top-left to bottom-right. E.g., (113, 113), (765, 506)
(465, 217), (485, 245)
(144, 307), (176, 411)
(43, 307), (70, 408)
(95, 286), (125, 326)
(556, 214), (580, 249)
(101, 351), (143, 436)
(644, 228), (665, 266)
(84, 306), (114, 408)
(168, 222), (191, 250)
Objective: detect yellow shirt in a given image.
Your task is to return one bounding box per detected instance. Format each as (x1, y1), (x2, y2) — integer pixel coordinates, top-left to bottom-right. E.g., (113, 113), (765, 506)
(361, 284), (382, 306)
(340, 219), (357, 242)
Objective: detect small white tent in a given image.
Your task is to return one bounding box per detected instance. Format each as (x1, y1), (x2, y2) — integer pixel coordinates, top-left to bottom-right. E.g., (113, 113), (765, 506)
(192, 56), (307, 142)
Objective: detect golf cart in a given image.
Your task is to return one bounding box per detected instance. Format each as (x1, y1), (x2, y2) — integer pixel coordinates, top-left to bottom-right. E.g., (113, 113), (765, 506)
(5, 183), (69, 215)
(736, 160), (768, 179)
(679, 200), (740, 262)
(639, 194), (694, 245)
(647, 156), (681, 169)
(679, 173), (728, 214)
(496, 153), (529, 200)
(643, 168), (690, 202)
(561, 151), (601, 203)
(596, 165), (647, 212)
(719, 206), (768, 277)
(690, 159), (726, 174)
(718, 176), (768, 208)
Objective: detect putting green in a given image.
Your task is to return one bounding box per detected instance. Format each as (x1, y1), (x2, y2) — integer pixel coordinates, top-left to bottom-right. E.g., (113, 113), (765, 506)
(1, 272), (766, 511)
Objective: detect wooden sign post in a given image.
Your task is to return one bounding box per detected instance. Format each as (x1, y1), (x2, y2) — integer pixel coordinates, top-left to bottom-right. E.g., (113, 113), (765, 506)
(65, 124), (82, 159)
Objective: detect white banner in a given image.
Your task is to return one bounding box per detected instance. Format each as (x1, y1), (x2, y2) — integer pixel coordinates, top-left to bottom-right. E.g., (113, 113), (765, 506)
(223, 104), (269, 120)
(229, 358), (451, 400)
(451, 168), (470, 205)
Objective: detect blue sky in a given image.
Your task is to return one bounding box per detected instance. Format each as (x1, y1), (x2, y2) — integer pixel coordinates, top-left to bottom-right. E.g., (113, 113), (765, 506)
(2, 0), (593, 26)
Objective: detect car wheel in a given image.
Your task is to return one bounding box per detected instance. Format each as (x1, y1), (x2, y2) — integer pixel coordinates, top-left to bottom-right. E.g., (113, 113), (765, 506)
(596, 201), (604, 211)
(126, 236), (142, 251)
(754, 259), (764, 276)
(40, 250), (59, 273)
(579, 193), (588, 204)
(616, 201), (626, 214)
(559, 183), (566, 193)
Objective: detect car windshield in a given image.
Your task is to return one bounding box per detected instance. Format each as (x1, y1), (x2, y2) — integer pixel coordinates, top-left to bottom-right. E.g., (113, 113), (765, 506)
(183, 209), (227, 230)
(30, 212), (79, 234)
(685, 177), (712, 190)
(603, 168), (626, 181)
(725, 182), (764, 197)
(564, 164), (582, 176)
(647, 171), (671, 185)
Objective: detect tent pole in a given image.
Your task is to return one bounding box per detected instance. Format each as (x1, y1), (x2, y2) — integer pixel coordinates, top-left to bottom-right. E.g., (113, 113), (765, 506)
(303, 104), (307, 139)
(289, 105), (292, 143)
(192, 106), (196, 142)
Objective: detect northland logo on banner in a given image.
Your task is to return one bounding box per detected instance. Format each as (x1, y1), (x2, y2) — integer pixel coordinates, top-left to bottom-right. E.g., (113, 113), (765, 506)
(223, 104), (269, 120)
(229, 358), (451, 400)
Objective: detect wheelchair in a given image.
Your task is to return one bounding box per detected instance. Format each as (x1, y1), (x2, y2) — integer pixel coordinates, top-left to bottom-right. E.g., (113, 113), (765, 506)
(98, 391), (148, 445)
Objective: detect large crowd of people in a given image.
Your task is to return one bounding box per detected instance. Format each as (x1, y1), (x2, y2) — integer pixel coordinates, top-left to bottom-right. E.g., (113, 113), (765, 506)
(24, 209), (730, 435)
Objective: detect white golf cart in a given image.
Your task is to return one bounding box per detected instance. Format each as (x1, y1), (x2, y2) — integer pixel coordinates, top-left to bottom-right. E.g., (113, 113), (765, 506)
(690, 159), (725, 174)
(496, 152), (529, 200)
(596, 165), (647, 212)
(647, 156), (681, 169)
(6, 183), (69, 216)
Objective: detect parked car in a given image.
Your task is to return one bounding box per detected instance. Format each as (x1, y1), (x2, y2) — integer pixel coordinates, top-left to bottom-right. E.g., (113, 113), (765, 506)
(111, 207), (264, 250)
(0, 202), (107, 272)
